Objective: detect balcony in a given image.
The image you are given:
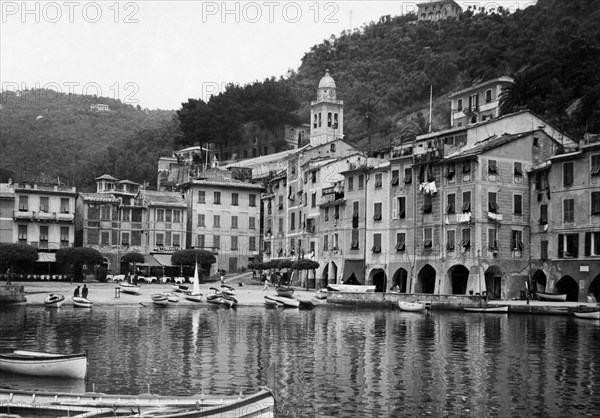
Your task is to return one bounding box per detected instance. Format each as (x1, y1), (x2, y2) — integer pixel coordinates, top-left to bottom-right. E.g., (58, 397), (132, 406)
(57, 213), (74, 222)
(14, 210), (35, 220)
(37, 211), (56, 222)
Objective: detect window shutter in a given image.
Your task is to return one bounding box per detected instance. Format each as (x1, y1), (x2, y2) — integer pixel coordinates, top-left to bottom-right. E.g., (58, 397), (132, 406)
(585, 232), (591, 256)
(558, 234), (564, 258)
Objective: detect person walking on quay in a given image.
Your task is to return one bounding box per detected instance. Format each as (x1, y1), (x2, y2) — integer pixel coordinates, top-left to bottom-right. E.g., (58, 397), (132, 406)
(82, 284), (88, 299)
(5, 268), (11, 285)
(74, 286), (80, 297)
(220, 271), (225, 285)
(262, 273), (270, 291)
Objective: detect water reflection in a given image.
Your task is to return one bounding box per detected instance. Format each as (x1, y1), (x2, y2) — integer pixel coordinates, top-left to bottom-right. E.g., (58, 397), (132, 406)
(0, 306), (598, 417)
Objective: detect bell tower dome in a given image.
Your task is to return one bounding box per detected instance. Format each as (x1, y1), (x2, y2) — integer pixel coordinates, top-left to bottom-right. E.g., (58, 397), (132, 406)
(310, 70), (344, 147)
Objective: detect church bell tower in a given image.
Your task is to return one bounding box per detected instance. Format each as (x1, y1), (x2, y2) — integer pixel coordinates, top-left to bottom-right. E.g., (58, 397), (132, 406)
(310, 70), (344, 147)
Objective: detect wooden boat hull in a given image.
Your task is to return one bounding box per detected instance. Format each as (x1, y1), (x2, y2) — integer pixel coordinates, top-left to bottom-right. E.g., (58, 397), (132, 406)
(398, 301), (426, 312)
(270, 295), (299, 308)
(327, 284), (376, 293)
(0, 387), (275, 417)
(222, 295), (238, 307)
(221, 285), (235, 296)
(574, 310), (600, 320)
(275, 287), (294, 298)
(264, 295), (283, 307)
(537, 292), (567, 301)
(297, 297), (314, 310)
(163, 292), (179, 303)
(120, 284), (141, 295)
(44, 293), (65, 308)
(315, 289), (328, 300)
(72, 296), (92, 308)
(464, 305), (509, 313)
(185, 293), (203, 303)
(0, 350), (87, 379)
(151, 294), (169, 306)
(171, 285), (189, 293)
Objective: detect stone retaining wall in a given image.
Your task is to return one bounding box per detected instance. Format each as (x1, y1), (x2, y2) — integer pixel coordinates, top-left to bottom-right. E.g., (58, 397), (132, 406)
(0, 285), (27, 304)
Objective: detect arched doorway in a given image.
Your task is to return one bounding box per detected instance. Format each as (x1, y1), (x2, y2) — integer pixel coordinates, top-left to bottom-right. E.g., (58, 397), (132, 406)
(371, 269), (387, 293)
(532, 270), (547, 294)
(448, 265), (469, 295)
(416, 264), (436, 294)
(392, 268), (409, 293)
(321, 266), (329, 284)
(556, 275), (579, 302)
(590, 274), (600, 302)
(484, 266), (503, 299)
(328, 262), (338, 284)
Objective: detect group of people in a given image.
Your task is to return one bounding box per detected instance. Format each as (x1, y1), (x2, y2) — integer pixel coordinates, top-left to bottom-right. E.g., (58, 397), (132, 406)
(73, 284), (89, 299)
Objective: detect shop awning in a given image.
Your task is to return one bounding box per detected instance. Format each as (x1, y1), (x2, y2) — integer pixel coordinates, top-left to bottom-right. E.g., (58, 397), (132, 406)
(342, 259), (365, 284)
(152, 254), (173, 266)
(37, 253), (56, 263)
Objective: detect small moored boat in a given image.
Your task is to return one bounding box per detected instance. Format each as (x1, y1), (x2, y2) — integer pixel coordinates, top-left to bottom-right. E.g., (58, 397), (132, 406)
(72, 296), (92, 308)
(120, 282), (141, 295)
(315, 288), (328, 300)
(220, 284), (235, 295)
(275, 286), (294, 298)
(151, 293), (169, 306)
(264, 295), (284, 307)
(398, 301), (427, 312)
(0, 350), (87, 379)
(297, 297), (314, 310)
(221, 294), (238, 308)
(44, 293), (65, 308)
(536, 292), (567, 301)
(464, 305), (509, 313)
(574, 309), (600, 320)
(327, 284), (376, 293)
(171, 284), (189, 293)
(0, 386), (275, 417)
(184, 261), (203, 303)
(270, 295), (299, 308)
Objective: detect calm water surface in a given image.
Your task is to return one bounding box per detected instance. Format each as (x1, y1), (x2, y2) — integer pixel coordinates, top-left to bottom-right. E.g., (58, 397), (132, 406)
(0, 305), (598, 417)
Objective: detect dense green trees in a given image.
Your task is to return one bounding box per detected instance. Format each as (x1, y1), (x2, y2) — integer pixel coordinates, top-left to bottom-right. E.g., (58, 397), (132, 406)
(55, 247), (103, 282)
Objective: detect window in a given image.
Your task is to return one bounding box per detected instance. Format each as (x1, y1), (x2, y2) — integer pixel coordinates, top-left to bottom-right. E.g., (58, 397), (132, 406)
(318, 113), (322, 127)
(165, 231), (172, 247)
(121, 232), (129, 245)
(539, 204), (548, 225)
(446, 194), (455, 214)
(469, 93), (479, 111)
(457, 98), (463, 111)
(323, 235), (329, 251)
(249, 194), (256, 207)
(353, 201), (359, 218)
(541, 240), (548, 259)
(404, 168), (412, 184)
(231, 193), (239, 206)
(446, 230), (455, 251)
(373, 203), (382, 221)
(311, 171), (317, 183)
(592, 192), (600, 215)
(511, 230), (524, 251)
(592, 154), (600, 176)
(358, 175), (364, 189)
(351, 229), (359, 249)
(231, 216), (238, 229)
(423, 228), (433, 248)
(462, 191), (471, 212)
(391, 170), (399, 186)
(348, 177), (354, 191)
(488, 192), (498, 213)
(485, 89), (492, 103)
(463, 161), (471, 174)
(60, 198), (69, 213)
(334, 205), (340, 220)
(165, 209), (172, 223)
(101, 231), (110, 245)
(396, 232), (406, 252)
(39, 225), (48, 246)
(249, 216), (256, 230)
(563, 199), (574, 223)
(19, 196), (28, 211)
(447, 163), (456, 181)
(514, 162), (523, 179)
(198, 191), (206, 203)
(231, 236), (238, 250)
(101, 205), (111, 220)
(198, 214), (205, 227)
(121, 209), (130, 222)
(563, 162), (574, 187)
(311, 193), (316, 208)
(156, 233), (164, 246)
(173, 210), (181, 223)
(39, 197), (49, 213)
(290, 213), (295, 230)
(197, 234), (205, 248)
(375, 173), (382, 188)
(558, 233), (578, 258)
(461, 228), (471, 249)
(585, 232), (600, 256)
(396, 197), (406, 219)
(488, 229), (498, 250)
(488, 160), (498, 175)
(423, 194), (432, 214)
(246, 236), (255, 251)
(214, 191), (221, 204)
(330, 143), (336, 152)
(214, 215), (221, 228)
(332, 233), (339, 250)
(513, 194), (523, 215)
(372, 233), (382, 253)
(213, 235), (220, 249)
(157, 209), (165, 222)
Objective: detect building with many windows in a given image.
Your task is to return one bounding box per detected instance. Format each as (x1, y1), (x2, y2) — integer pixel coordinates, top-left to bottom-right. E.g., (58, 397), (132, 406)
(417, 0), (462, 22)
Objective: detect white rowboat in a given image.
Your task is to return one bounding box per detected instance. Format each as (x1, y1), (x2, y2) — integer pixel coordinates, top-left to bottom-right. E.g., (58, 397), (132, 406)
(0, 350), (87, 379)
(537, 292), (567, 301)
(574, 310), (600, 320)
(398, 301), (427, 312)
(72, 296), (92, 308)
(44, 293), (65, 308)
(151, 293), (169, 306)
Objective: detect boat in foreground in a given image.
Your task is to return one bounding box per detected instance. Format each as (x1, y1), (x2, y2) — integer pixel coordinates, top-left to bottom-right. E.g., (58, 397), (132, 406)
(0, 350), (87, 379)
(120, 282), (141, 295)
(151, 293), (169, 306)
(464, 305), (509, 313)
(0, 386), (275, 417)
(574, 309), (600, 320)
(398, 301), (427, 312)
(264, 295), (284, 308)
(72, 296), (93, 308)
(44, 293), (65, 308)
(185, 261), (203, 303)
(536, 292), (567, 301)
(275, 286), (294, 298)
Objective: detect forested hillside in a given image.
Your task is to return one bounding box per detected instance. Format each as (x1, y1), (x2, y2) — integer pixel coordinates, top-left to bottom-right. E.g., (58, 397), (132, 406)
(2, 0), (598, 190)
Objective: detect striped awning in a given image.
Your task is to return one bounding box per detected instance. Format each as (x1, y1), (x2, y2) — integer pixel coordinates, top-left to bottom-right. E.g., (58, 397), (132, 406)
(152, 254), (173, 266)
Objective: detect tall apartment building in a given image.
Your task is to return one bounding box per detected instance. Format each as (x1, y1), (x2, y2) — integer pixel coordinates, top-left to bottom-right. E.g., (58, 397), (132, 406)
(0, 181), (76, 273)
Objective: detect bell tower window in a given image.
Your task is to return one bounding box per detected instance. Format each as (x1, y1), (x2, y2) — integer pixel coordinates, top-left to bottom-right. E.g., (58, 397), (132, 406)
(328, 112), (332, 127)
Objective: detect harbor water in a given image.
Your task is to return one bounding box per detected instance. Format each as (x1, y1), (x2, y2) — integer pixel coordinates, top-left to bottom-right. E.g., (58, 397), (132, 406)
(0, 305), (598, 417)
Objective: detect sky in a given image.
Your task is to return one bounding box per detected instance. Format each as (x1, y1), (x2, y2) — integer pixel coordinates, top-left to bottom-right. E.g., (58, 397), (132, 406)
(1, 1), (536, 110)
